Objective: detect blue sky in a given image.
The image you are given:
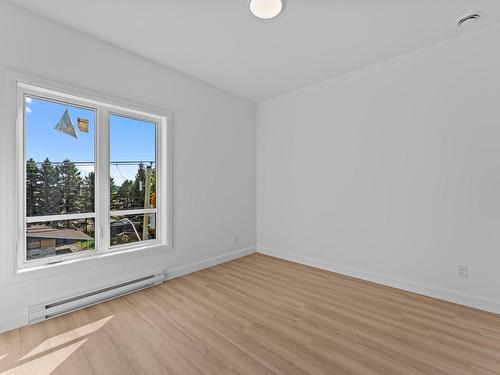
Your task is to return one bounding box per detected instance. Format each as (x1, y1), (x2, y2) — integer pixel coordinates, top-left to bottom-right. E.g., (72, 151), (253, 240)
(26, 96), (155, 185)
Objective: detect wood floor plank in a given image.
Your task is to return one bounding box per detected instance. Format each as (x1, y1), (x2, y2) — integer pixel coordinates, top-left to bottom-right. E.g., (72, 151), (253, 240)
(1, 253), (500, 374)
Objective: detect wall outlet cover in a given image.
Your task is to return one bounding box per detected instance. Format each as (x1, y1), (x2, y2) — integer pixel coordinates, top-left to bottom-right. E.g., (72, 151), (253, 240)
(457, 265), (468, 279)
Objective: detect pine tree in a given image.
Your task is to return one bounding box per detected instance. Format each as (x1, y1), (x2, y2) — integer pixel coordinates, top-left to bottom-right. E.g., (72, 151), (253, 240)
(110, 177), (118, 210)
(38, 158), (58, 215)
(26, 158), (40, 216)
(57, 159), (83, 213)
(131, 163), (146, 208)
(82, 171), (95, 212)
(117, 179), (133, 209)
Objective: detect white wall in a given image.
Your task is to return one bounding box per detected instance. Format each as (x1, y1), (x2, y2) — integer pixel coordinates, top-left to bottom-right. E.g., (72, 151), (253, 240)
(0, 1), (256, 331)
(257, 25), (500, 313)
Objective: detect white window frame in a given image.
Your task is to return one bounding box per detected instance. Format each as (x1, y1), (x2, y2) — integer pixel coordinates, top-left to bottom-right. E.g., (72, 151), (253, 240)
(15, 77), (173, 270)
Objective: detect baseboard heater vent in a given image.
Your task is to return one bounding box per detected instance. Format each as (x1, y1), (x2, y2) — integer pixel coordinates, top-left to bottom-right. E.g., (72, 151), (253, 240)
(28, 271), (165, 324)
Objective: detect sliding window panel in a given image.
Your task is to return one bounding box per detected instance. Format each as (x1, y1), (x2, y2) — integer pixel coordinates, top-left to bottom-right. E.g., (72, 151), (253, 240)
(23, 93), (97, 263)
(25, 95), (96, 216)
(109, 113), (158, 249)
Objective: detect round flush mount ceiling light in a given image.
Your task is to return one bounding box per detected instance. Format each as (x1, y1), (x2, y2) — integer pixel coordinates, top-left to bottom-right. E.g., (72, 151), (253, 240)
(457, 14), (480, 27)
(249, 0), (284, 19)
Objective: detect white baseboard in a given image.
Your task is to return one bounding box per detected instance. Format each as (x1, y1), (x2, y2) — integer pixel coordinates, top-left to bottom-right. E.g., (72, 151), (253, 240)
(258, 247), (500, 315)
(166, 246), (256, 281)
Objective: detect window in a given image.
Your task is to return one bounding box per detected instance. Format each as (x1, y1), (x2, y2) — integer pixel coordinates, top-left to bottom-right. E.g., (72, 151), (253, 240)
(109, 114), (157, 247)
(18, 81), (171, 268)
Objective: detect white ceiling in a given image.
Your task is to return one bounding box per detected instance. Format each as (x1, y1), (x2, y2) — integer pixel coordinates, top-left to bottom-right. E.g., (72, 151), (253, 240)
(8, 0), (500, 102)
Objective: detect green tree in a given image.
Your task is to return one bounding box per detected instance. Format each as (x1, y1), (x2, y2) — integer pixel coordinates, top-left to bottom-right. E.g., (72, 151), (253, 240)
(82, 171), (95, 212)
(57, 159), (83, 213)
(110, 176), (118, 210)
(26, 158), (40, 216)
(131, 163), (146, 208)
(38, 158), (58, 215)
(117, 179), (133, 209)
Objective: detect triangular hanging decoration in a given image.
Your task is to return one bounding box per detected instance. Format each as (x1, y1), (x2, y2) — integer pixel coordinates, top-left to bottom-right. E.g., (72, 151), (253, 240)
(54, 109), (78, 139)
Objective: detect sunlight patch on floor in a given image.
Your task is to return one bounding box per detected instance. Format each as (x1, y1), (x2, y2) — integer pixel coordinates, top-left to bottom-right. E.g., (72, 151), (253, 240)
(1, 338), (87, 375)
(20, 316), (112, 361)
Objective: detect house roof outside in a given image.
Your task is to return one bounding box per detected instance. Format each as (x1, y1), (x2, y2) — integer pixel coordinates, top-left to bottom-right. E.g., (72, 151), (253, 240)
(27, 225), (93, 241)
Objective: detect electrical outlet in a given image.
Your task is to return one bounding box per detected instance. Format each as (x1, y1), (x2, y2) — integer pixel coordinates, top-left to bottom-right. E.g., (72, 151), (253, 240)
(457, 265), (468, 279)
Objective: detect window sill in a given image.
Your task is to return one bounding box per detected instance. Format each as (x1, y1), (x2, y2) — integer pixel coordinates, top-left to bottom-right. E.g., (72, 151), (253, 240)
(7, 243), (172, 285)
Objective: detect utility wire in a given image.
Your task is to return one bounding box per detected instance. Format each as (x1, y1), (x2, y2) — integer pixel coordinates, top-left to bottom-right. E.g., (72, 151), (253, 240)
(114, 164), (127, 181)
(30, 160), (155, 165)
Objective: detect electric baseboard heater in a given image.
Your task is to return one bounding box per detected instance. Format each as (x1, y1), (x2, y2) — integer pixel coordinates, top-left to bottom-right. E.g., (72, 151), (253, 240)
(28, 271), (165, 324)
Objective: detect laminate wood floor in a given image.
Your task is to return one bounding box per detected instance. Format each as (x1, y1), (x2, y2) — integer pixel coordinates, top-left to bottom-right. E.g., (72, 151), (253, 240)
(1, 253), (500, 374)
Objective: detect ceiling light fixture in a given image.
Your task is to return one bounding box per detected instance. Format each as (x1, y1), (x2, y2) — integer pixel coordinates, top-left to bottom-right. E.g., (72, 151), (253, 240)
(249, 0), (284, 20)
(457, 14), (480, 27)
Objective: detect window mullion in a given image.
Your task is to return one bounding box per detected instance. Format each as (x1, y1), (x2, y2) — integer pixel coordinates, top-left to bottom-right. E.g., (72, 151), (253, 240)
(97, 108), (110, 252)
(110, 208), (157, 216)
(26, 213), (96, 223)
